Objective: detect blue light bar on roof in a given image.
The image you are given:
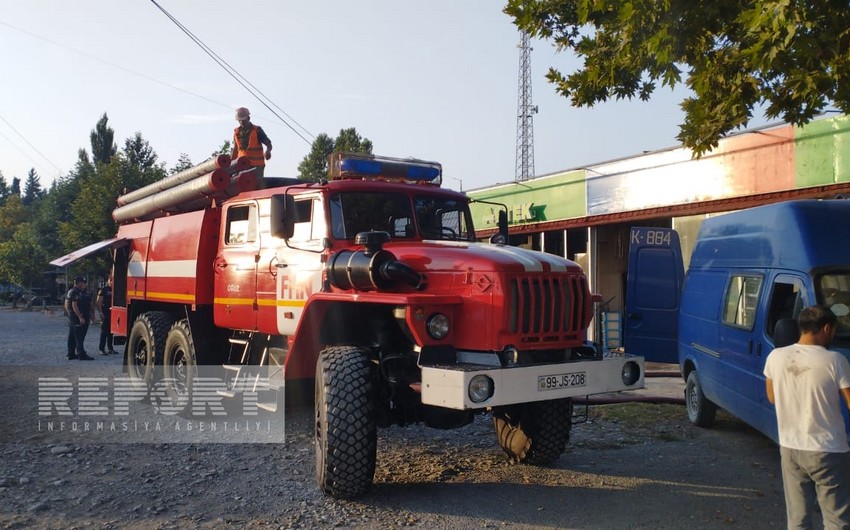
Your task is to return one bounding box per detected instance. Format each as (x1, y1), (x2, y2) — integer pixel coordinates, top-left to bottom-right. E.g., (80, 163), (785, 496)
(329, 152), (442, 185)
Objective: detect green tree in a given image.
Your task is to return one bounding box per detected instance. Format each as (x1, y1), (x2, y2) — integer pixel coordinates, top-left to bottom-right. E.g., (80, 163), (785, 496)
(170, 153), (194, 174)
(298, 133), (335, 182)
(297, 128), (373, 182)
(22, 168), (43, 206)
(334, 127), (373, 154)
(212, 141), (231, 159)
(0, 194), (28, 242)
(0, 222), (48, 289)
(123, 132), (159, 170)
(90, 112), (117, 164)
(0, 172), (9, 206)
(9, 177), (20, 196)
(504, 0), (850, 155)
(33, 177), (77, 267)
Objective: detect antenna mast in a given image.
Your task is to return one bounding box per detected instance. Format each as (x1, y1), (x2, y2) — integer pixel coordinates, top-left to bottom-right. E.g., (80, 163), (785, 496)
(515, 31), (537, 181)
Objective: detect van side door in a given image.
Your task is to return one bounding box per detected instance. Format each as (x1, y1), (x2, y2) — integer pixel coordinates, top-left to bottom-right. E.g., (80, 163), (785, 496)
(624, 227), (684, 363)
(716, 272), (765, 425)
(753, 275), (808, 437)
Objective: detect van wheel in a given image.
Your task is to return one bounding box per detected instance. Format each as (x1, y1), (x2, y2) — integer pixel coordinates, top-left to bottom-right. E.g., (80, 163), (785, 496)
(315, 346), (377, 498)
(492, 398), (573, 464)
(686, 370), (717, 427)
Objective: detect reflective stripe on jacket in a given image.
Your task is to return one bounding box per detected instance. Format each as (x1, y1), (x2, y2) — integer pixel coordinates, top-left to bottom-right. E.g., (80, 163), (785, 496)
(233, 126), (266, 167)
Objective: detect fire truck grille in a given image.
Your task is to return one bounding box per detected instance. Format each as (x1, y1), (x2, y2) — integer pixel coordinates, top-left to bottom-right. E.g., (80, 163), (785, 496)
(507, 274), (586, 340)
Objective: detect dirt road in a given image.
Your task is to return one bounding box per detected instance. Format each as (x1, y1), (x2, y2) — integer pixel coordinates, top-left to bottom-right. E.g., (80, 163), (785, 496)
(0, 307), (790, 529)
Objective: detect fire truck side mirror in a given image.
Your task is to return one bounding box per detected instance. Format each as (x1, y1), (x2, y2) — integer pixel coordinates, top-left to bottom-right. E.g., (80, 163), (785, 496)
(269, 194), (295, 239)
(489, 209), (509, 245)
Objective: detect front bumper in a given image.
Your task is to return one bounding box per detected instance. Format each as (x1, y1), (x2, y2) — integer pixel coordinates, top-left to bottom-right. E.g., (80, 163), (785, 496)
(420, 353), (645, 410)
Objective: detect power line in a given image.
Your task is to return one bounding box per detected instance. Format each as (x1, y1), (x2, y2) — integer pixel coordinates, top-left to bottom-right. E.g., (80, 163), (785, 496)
(0, 113), (62, 178)
(0, 20), (234, 110)
(149, 0), (314, 146)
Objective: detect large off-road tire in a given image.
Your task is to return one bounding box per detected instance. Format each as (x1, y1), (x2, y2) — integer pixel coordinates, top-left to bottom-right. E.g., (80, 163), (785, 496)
(685, 370), (717, 427)
(315, 346), (377, 498)
(160, 320), (196, 416)
(492, 398), (573, 465)
(126, 311), (172, 389)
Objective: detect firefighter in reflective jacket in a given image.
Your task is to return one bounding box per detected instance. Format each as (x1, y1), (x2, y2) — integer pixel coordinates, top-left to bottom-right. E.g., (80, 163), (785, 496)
(231, 107), (272, 178)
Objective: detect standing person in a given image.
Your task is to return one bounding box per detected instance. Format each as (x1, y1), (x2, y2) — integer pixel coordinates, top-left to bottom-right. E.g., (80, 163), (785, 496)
(231, 107), (272, 178)
(65, 276), (94, 361)
(97, 276), (116, 355)
(764, 305), (850, 529)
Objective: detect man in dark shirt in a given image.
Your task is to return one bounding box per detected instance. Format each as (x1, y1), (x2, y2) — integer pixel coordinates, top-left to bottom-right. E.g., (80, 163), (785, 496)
(97, 276), (116, 355)
(66, 276), (94, 361)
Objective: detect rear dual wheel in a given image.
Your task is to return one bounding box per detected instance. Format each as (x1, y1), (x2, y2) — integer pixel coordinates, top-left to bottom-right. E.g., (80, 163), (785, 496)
(160, 320), (196, 414)
(126, 311), (172, 389)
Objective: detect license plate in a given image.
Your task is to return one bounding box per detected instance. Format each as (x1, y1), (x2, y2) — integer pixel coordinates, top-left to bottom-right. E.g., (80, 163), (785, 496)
(538, 372), (587, 391)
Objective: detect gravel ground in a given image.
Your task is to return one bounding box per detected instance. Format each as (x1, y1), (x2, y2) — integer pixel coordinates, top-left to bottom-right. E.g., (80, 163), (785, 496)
(0, 306), (793, 529)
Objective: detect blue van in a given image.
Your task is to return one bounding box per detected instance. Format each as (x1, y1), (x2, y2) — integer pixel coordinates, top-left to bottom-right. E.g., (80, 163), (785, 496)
(625, 199), (850, 442)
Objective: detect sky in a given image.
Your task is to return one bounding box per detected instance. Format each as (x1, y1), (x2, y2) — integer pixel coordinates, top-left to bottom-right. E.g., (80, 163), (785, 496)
(1, 1), (729, 192)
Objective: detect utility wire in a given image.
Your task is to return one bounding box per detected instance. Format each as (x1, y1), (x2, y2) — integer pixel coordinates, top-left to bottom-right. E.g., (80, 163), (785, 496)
(0, 20), (235, 111)
(0, 128), (56, 179)
(149, 0), (314, 146)
(0, 112), (62, 177)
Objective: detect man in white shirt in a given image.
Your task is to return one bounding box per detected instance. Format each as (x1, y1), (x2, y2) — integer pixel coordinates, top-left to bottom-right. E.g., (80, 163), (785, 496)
(765, 305), (850, 529)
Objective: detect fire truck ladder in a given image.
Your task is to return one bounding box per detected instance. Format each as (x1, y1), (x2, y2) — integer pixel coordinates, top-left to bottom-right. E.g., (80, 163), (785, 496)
(218, 334), (285, 412)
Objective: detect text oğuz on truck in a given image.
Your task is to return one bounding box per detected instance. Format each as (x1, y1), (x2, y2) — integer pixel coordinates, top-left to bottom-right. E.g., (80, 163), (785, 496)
(81, 152), (646, 497)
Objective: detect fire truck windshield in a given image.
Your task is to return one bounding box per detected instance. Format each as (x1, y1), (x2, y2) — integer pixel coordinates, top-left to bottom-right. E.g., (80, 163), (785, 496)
(329, 192), (474, 241)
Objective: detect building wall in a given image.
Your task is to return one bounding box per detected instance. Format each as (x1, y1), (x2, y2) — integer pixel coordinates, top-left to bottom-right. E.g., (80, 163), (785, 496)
(468, 114), (850, 230)
(466, 114), (850, 342)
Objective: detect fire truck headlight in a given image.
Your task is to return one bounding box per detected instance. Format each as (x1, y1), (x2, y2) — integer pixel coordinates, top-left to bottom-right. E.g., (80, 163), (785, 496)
(468, 375), (494, 403)
(622, 361), (640, 386)
(426, 313), (450, 339)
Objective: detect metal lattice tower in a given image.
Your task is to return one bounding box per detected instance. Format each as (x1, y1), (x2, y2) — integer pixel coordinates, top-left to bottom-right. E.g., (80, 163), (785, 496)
(515, 31), (537, 181)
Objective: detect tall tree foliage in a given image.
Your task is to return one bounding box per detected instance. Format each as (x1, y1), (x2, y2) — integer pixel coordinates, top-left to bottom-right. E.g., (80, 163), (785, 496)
(297, 128), (373, 182)
(0, 172), (9, 206)
(90, 112), (117, 164)
(170, 153), (193, 174)
(58, 124), (166, 277)
(504, 0), (850, 155)
(123, 132), (159, 170)
(22, 169), (43, 206)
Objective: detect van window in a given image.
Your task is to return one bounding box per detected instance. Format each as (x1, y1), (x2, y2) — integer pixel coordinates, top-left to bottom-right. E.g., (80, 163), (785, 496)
(766, 279), (805, 338)
(817, 272), (850, 341)
(722, 275), (762, 329)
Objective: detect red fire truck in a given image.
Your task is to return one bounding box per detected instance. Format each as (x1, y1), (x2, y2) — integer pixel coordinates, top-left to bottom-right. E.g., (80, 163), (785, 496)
(53, 152), (645, 497)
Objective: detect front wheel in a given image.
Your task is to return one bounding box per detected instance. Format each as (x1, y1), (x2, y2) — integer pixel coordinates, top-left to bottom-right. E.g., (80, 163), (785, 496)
(685, 370), (717, 427)
(315, 346), (377, 498)
(492, 398), (573, 464)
